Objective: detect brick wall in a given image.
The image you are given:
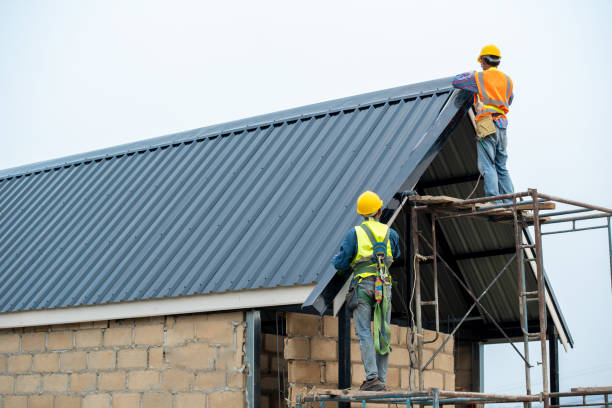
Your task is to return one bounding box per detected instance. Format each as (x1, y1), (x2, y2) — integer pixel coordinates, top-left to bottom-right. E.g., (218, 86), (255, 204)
(283, 312), (455, 406)
(0, 311), (246, 407)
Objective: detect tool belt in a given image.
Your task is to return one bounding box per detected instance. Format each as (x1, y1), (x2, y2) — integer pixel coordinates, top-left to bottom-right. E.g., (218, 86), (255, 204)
(475, 115), (496, 139)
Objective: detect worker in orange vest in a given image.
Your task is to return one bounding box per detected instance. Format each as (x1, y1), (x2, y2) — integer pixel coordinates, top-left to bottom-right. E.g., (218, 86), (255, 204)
(453, 45), (515, 202)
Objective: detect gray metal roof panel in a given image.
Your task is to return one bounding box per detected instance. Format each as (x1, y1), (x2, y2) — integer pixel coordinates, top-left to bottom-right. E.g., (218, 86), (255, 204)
(0, 78), (463, 313)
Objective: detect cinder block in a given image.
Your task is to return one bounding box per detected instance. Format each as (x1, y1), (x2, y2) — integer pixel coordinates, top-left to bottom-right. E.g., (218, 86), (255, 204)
(311, 337), (337, 361)
(33, 352), (59, 372)
(260, 353), (270, 373)
(104, 327), (132, 347)
(400, 367), (411, 389)
(0, 375), (14, 393)
(83, 393), (111, 408)
(209, 391), (244, 408)
(398, 326), (411, 346)
(70, 372), (96, 392)
(8, 354), (32, 373)
(228, 372), (244, 388)
(286, 313), (320, 336)
(444, 336), (454, 354)
(92, 320), (109, 329)
(148, 347), (166, 368)
(99, 371), (126, 391)
(389, 324), (400, 346)
(194, 371), (226, 390)
(165, 342), (215, 370)
(390, 347), (411, 366)
(166, 316), (195, 346)
(128, 370), (160, 391)
(60, 351), (87, 372)
(134, 325), (164, 346)
(423, 370), (444, 389)
(76, 329), (103, 349)
(351, 364), (365, 386)
(386, 367), (400, 388)
(161, 368), (194, 391)
(142, 392), (172, 408)
(217, 344), (243, 371)
(269, 355), (287, 373)
(350, 342), (361, 363)
(111, 393), (140, 408)
(21, 332), (45, 352)
(260, 374), (278, 392)
(5, 396), (27, 408)
(42, 373), (68, 392)
(175, 392), (205, 408)
(118, 348), (147, 369)
(16, 374), (41, 393)
(48, 331), (73, 350)
(0, 354), (6, 373)
(322, 316), (338, 338)
(444, 372), (455, 391)
(55, 395), (81, 408)
(423, 331), (446, 352)
(284, 337), (310, 360)
(433, 353), (453, 373)
(29, 394), (53, 408)
(287, 361), (321, 383)
(325, 361), (338, 384)
(263, 334), (284, 353)
(195, 314), (234, 345)
(88, 349), (116, 370)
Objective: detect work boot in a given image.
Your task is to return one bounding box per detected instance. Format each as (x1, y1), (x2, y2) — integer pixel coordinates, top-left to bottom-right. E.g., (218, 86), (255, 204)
(359, 377), (385, 391)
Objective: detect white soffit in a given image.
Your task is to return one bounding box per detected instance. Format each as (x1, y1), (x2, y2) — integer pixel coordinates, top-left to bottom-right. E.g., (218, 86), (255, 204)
(0, 284), (316, 329)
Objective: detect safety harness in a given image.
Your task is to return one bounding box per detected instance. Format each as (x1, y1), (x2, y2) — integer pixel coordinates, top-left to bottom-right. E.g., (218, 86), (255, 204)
(352, 222), (393, 355)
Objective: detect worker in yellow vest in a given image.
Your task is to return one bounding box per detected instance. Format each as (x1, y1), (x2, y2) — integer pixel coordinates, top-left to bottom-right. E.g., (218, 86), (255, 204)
(453, 44), (515, 202)
(332, 191), (400, 391)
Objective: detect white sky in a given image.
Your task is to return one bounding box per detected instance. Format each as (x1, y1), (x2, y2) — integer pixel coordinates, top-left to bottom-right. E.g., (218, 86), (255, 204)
(1, 0), (611, 394)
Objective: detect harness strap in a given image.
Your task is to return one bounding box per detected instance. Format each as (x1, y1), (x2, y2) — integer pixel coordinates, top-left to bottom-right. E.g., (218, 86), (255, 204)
(373, 283), (392, 355)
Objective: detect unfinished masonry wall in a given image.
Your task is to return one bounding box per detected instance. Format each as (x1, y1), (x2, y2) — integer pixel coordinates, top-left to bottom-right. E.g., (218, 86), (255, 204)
(0, 311), (246, 408)
(284, 312), (455, 405)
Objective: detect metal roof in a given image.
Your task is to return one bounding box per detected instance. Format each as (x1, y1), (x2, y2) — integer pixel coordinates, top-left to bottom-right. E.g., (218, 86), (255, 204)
(0, 77), (467, 314)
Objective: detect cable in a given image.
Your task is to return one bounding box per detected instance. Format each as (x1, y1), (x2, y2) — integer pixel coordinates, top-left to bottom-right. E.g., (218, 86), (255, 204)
(465, 174), (482, 200)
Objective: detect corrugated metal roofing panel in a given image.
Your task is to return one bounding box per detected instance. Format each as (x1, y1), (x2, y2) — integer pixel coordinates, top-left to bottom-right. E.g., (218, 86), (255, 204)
(0, 78), (466, 313)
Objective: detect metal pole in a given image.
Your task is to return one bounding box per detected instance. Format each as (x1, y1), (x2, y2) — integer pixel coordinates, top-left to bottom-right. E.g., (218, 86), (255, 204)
(529, 189), (549, 407)
(412, 206), (424, 390)
(535, 193), (612, 215)
(608, 217), (612, 291)
(433, 215), (439, 335)
(338, 304), (351, 408)
(246, 310), (261, 408)
(549, 325), (560, 408)
(513, 197), (532, 405)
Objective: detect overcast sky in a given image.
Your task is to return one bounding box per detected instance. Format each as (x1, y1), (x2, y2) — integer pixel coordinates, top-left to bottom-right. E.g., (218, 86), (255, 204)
(1, 0), (611, 395)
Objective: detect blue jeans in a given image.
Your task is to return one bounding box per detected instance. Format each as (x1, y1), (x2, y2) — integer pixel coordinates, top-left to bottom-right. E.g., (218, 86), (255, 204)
(354, 279), (391, 384)
(477, 126), (514, 202)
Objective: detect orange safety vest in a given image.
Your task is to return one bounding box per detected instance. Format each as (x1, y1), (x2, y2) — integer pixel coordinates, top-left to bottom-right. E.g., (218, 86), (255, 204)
(474, 67), (513, 121)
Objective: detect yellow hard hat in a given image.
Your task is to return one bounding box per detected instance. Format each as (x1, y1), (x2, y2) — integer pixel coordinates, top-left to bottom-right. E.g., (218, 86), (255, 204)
(356, 191), (383, 215)
(478, 44), (501, 63)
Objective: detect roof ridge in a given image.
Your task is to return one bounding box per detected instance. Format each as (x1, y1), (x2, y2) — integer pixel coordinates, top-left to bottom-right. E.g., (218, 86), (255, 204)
(0, 77), (453, 182)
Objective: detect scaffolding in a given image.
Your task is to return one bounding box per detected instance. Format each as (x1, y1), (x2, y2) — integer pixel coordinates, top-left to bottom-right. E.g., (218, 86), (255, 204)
(299, 189), (612, 408)
(297, 387), (612, 407)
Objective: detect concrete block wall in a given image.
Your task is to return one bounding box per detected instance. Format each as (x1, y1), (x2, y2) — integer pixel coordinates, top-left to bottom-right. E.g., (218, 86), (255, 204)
(0, 311), (246, 407)
(284, 312), (455, 406)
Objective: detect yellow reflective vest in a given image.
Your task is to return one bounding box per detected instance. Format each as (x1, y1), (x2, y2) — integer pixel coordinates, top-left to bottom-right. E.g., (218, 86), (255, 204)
(350, 220), (394, 280)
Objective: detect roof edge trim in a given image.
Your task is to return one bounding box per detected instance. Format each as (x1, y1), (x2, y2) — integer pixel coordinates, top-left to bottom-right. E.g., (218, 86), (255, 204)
(0, 284), (316, 329)
(0, 78), (455, 181)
